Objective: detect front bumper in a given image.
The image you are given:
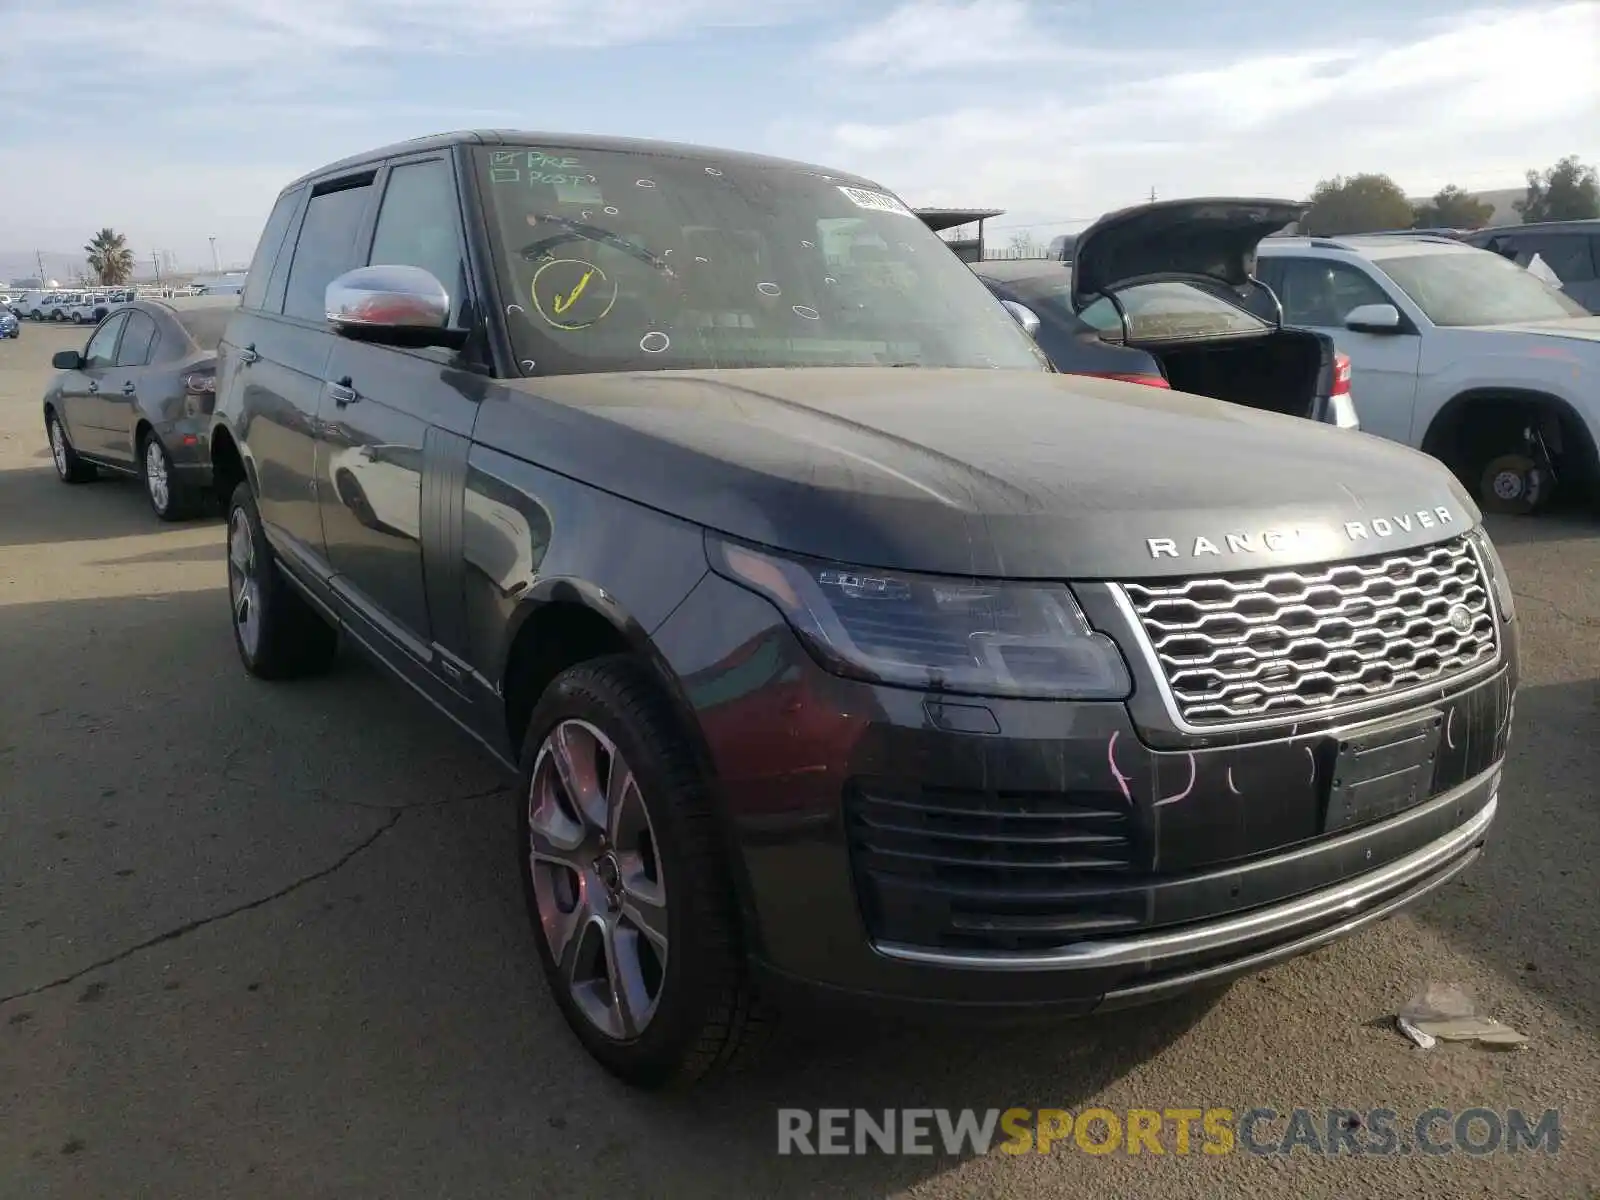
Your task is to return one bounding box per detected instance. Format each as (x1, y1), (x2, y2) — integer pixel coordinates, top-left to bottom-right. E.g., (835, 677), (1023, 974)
(653, 572), (1517, 1011)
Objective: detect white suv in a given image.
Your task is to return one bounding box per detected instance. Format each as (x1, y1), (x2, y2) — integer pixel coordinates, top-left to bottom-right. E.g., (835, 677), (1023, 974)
(1255, 235), (1600, 514)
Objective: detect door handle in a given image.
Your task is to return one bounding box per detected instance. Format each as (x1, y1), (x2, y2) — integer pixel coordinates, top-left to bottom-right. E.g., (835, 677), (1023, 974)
(87, 381), (99, 394)
(122, 382), (136, 396)
(237, 344), (260, 365)
(328, 377), (359, 407)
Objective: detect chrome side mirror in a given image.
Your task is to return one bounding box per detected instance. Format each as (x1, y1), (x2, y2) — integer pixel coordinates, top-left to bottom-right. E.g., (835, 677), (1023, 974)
(326, 265), (450, 336)
(1001, 299), (1041, 338)
(1344, 302), (1402, 334)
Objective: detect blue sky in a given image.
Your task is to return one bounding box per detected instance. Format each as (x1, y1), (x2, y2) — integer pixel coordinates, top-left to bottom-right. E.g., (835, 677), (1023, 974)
(2, 0), (1596, 271)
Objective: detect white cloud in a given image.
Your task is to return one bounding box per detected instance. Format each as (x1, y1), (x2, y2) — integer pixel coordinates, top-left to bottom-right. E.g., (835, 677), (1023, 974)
(796, 2), (1600, 231)
(820, 0), (1106, 73)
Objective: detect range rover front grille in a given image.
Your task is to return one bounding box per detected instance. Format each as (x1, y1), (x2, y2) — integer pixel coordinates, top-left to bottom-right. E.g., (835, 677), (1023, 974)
(1119, 536), (1499, 726)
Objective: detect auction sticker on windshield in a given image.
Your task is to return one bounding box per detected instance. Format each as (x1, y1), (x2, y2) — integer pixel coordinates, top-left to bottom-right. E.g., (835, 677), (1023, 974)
(838, 186), (917, 218)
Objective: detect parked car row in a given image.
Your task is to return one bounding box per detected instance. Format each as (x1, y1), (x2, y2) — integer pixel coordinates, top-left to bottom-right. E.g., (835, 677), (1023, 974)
(11, 287), (138, 323)
(980, 204), (1600, 517)
(41, 132), (1522, 1096)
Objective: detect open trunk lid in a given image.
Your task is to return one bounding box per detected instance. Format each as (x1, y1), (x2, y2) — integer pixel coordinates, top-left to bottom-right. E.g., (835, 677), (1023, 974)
(1071, 197), (1306, 308)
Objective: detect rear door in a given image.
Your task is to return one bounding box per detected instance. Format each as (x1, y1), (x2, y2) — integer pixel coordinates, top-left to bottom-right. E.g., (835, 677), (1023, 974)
(316, 151), (481, 682)
(1264, 255), (1422, 445)
(227, 175), (377, 574)
(59, 312), (129, 456)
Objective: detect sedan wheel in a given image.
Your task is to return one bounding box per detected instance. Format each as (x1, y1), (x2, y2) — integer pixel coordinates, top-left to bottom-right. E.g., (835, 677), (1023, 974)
(227, 507), (264, 659)
(50, 420), (69, 479)
(528, 718), (669, 1041)
(145, 437), (171, 513)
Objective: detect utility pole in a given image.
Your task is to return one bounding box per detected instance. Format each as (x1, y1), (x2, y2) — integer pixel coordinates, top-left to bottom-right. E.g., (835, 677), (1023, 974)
(209, 237), (219, 273)
(1148, 185), (1158, 203)
(35, 250), (46, 285)
(151, 251), (162, 285)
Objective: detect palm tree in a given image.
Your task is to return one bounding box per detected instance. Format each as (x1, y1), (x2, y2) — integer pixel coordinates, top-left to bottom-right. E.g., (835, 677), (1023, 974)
(85, 228), (136, 286)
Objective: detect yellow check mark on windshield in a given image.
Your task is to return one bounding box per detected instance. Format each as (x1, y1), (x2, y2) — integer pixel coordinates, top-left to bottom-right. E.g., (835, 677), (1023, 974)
(551, 269), (594, 315)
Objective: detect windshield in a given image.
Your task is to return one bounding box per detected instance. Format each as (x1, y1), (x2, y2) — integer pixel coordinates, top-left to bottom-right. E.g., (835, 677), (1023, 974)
(1378, 249), (1588, 326)
(474, 146), (1044, 374)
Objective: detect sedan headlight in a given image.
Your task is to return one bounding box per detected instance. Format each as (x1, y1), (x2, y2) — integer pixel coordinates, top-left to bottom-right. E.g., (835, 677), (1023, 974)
(708, 538), (1131, 699)
(1470, 526), (1515, 622)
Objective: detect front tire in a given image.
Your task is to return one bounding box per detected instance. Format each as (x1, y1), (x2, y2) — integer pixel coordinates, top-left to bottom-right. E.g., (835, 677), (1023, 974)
(47, 412), (97, 483)
(225, 482), (338, 679)
(518, 657), (767, 1089)
(1478, 453), (1550, 516)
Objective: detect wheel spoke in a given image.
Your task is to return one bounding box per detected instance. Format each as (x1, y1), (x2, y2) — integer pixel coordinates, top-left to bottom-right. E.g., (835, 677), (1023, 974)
(233, 584), (250, 620)
(528, 778), (586, 854)
(619, 872), (668, 957)
(551, 722), (607, 832)
(546, 885), (597, 976)
(602, 920), (649, 1039)
(606, 760), (641, 845)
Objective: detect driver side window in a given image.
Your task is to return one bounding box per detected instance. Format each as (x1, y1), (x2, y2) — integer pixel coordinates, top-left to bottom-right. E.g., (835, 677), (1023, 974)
(83, 313), (128, 369)
(1275, 259), (1392, 327)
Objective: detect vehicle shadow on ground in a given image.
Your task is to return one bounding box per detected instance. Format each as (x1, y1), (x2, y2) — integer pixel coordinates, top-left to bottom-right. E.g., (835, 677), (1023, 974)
(1413, 676), (1600, 1039)
(0, 465), (215, 547)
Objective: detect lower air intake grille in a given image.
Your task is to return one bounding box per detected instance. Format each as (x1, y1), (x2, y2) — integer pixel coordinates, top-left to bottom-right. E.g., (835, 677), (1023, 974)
(845, 782), (1142, 953)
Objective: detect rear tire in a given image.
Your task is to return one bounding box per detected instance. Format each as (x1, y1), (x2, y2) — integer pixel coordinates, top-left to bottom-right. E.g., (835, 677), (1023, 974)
(46, 412), (97, 483)
(140, 432), (199, 521)
(225, 481), (338, 679)
(518, 656), (768, 1089)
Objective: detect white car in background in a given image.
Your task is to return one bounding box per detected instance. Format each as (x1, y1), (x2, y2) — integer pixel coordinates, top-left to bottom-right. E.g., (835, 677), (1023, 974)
(1254, 235), (1600, 514)
(63, 289), (135, 324)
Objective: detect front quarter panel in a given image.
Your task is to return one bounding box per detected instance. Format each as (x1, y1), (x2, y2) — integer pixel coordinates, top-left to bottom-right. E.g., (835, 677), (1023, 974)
(459, 430), (710, 703)
(1414, 328), (1598, 442)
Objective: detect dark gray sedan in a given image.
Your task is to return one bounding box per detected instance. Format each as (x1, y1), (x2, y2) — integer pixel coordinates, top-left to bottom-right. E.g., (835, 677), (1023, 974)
(42, 300), (233, 519)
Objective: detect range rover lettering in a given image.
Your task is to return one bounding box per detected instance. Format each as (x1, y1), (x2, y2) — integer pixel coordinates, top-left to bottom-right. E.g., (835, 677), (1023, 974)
(208, 131), (1519, 1090)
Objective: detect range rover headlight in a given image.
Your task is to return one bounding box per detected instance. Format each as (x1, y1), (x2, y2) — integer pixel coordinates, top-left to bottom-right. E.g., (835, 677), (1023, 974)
(708, 538), (1131, 699)
(1470, 526), (1515, 622)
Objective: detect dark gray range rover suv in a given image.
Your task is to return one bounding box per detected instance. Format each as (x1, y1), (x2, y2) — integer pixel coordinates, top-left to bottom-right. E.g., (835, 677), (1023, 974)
(211, 131), (1519, 1089)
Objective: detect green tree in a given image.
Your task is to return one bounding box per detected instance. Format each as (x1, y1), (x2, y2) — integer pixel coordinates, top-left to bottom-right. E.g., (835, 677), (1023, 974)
(1412, 185), (1494, 229)
(1302, 174), (1415, 235)
(1516, 156), (1600, 222)
(85, 228), (136, 285)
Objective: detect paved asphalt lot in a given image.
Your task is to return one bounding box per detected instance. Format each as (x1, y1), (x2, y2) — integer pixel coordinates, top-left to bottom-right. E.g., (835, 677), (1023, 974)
(1, 323), (1596, 1198)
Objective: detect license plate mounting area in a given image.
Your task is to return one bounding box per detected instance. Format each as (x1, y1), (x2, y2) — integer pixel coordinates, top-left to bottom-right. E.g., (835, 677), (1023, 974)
(1323, 710), (1443, 834)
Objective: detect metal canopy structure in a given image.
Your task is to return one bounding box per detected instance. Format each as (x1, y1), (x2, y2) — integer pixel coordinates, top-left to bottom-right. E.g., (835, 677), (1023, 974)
(915, 207), (1005, 263)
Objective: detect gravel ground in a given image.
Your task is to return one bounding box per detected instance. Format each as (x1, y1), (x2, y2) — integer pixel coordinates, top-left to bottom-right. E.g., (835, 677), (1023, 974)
(1, 323), (1595, 1198)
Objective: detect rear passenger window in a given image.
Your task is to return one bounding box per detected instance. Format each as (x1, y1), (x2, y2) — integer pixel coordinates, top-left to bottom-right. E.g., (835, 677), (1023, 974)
(241, 190), (302, 312)
(282, 179), (375, 321)
(115, 312), (159, 366)
(368, 158), (469, 324)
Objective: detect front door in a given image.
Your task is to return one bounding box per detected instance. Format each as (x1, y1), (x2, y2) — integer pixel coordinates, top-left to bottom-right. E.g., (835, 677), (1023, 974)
(313, 152), (480, 667)
(1265, 256), (1423, 446)
(59, 312), (128, 457)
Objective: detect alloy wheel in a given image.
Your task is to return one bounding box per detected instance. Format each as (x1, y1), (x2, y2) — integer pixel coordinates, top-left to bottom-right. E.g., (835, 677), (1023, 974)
(528, 718), (668, 1041)
(227, 508), (262, 657)
(145, 440), (170, 513)
(49, 421), (69, 479)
